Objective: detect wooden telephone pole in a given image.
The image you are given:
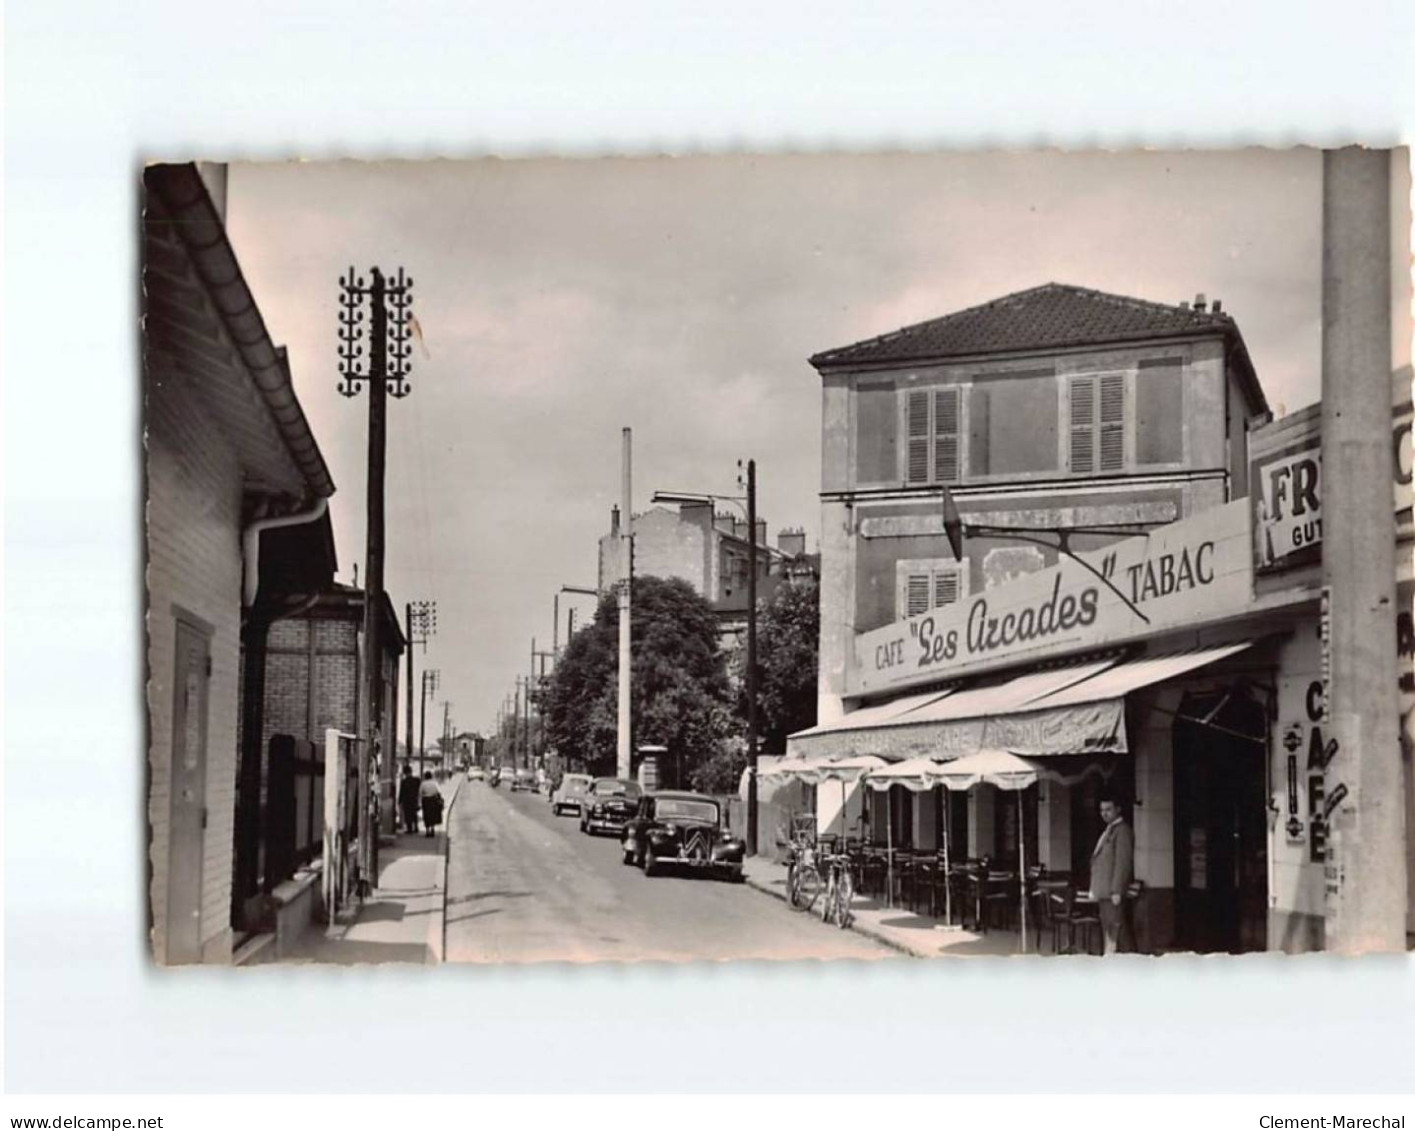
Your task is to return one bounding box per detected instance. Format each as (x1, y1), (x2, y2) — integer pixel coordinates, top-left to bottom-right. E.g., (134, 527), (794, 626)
(338, 265), (414, 892)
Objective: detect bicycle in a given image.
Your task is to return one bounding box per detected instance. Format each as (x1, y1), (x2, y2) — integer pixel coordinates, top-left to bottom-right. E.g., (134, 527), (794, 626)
(784, 835), (856, 928)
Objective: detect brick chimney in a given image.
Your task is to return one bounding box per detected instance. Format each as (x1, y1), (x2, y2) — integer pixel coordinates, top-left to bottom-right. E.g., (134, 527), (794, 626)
(1193, 292), (1207, 313)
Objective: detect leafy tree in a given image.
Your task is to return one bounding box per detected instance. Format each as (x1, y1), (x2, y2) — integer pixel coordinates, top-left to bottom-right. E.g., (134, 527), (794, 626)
(736, 576), (820, 755)
(544, 576), (733, 780)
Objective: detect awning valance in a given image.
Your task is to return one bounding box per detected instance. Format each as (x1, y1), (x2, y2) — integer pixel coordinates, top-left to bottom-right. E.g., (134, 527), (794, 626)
(787, 641), (1253, 762)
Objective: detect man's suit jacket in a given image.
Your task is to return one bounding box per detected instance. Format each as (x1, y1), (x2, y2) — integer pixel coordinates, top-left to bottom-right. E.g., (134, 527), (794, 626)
(1090, 819), (1134, 899)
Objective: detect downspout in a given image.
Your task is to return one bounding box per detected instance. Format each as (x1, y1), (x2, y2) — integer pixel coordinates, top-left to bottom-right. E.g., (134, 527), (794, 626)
(233, 495), (329, 930)
(242, 497), (330, 609)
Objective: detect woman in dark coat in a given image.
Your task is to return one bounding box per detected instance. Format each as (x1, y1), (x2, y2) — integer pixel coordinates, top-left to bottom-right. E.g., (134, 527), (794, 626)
(419, 771), (444, 838)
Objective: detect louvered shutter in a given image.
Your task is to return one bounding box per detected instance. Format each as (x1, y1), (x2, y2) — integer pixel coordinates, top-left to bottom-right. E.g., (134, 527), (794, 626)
(905, 573), (931, 616)
(1069, 377), (1096, 474)
(1098, 373), (1126, 471)
(933, 569), (961, 607)
(906, 390), (930, 484)
(933, 387), (960, 482)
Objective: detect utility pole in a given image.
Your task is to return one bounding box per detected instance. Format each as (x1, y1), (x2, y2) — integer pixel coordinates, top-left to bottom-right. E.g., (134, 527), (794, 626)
(617, 428), (633, 780)
(419, 668), (438, 778)
(513, 679), (523, 772)
(744, 458), (759, 856)
(406, 601), (436, 774)
(555, 585), (599, 660)
(442, 700), (452, 772)
(338, 264), (414, 892)
(1319, 147), (1406, 952)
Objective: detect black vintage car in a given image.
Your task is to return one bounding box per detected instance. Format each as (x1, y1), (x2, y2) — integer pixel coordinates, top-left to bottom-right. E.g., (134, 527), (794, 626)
(579, 777), (642, 835)
(620, 791), (745, 881)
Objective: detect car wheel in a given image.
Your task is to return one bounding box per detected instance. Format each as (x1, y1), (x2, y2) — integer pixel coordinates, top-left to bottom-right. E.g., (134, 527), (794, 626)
(727, 867), (745, 884)
(642, 845), (657, 877)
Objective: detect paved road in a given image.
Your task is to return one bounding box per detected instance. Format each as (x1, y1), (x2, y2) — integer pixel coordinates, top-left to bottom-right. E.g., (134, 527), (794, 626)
(444, 781), (896, 964)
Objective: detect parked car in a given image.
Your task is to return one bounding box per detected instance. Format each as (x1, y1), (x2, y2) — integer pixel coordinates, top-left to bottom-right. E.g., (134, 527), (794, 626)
(510, 769), (538, 793)
(580, 777), (643, 835)
(551, 773), (593, 816)
(620, 791), (745, 881)
(467, 767), (486, 782)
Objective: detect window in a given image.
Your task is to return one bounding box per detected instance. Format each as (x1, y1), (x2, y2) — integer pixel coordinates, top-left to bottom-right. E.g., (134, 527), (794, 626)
(1135, 358), (1184, 464)
(856, 381), (898, 483)
(896, 559), (969, 619)
(905, 386), (961, 485)
(969, 369), (1058, 476)
(1069, 373), (1126, 473)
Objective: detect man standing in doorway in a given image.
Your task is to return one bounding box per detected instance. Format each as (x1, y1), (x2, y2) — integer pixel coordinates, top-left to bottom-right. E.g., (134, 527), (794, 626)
(1091, 791), (1135, 954)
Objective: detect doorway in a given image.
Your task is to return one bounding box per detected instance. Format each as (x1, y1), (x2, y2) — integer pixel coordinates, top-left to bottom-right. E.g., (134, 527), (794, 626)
(1172, 689), (1269, 954)
(166, 617), (211, 964)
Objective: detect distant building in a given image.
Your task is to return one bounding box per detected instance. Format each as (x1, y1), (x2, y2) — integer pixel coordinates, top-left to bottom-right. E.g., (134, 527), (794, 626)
(597, 502), (812, 645)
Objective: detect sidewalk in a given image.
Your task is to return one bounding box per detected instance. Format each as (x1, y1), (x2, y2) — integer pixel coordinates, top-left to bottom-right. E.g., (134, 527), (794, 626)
(742, 854), (1031, 959)
(282, 774), (463, 965)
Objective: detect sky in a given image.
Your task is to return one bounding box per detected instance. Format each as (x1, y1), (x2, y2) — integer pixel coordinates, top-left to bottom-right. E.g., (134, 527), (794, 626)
(225, 149), (1326, 737)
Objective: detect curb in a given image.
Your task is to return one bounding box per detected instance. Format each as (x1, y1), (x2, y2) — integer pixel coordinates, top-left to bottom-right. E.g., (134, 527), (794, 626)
(741, 869), (923, 959)
(433, 774), (464, 964)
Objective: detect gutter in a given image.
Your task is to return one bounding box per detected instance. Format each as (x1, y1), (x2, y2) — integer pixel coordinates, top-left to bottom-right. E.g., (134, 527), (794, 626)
(242, 498), (330, 609)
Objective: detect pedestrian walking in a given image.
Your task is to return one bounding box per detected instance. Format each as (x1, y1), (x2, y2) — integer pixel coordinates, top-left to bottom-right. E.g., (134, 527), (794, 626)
(419, 770), (444, 838)
(398, 763), (421, 836)
(1090, 791), (1135, 955)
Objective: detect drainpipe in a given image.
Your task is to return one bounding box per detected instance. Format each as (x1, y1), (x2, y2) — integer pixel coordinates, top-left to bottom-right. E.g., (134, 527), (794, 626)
(242, 497), (330, 609)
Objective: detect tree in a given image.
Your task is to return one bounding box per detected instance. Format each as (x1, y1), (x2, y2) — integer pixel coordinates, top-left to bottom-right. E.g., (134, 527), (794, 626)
(736, 576), (820, 756)
(544, 576), (734, 781)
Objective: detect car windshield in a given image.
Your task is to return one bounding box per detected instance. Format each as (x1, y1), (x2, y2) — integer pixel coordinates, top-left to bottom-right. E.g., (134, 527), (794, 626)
(655, 799), (719, 823)
(565, 777), (590, 793)
(592, 779), (641, 797)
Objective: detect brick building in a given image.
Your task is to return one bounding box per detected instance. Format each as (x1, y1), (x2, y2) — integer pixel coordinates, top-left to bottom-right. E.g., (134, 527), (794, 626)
(233, 579), (405, 938)
(143, 163), (336, 964)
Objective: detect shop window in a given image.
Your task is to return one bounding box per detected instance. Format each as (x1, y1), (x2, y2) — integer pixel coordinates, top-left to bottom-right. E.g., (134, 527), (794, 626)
(896, 559), (969, 619)
(904, 386), (962, 485)
(969, 369), (1058, 476)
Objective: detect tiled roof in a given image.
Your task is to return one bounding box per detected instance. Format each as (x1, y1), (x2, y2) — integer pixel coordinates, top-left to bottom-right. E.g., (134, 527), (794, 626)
(813, 280), (1246, 367)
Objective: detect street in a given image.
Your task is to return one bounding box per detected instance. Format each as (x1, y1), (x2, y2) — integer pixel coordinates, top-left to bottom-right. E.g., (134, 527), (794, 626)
(444, 781), (897, 963)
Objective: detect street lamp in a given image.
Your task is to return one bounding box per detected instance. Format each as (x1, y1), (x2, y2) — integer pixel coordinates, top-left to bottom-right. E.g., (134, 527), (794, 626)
(651, 460), (761, 856)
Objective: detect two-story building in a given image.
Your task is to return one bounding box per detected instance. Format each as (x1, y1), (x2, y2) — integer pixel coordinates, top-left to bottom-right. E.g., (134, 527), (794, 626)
(791, 282), (1290, 952)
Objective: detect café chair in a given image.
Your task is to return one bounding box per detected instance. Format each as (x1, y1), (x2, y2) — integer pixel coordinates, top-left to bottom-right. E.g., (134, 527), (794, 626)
(1061, 885), (1102, 955)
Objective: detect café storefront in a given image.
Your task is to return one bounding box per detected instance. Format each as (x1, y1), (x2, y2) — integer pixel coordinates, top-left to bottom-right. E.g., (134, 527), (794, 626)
(784, 497), (1310, 953)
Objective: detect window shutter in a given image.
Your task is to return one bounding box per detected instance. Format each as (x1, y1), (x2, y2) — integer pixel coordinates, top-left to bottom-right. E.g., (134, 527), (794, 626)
(905, 573), (931, 616)
(933, 569), (961, 607)
(1099, 373), (1125, 471)
(906, 390), (930, 484)
(933, 387), (960, 482)
(1069, 377), (1096, 474)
